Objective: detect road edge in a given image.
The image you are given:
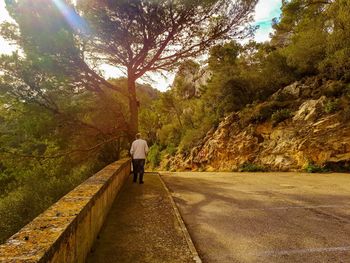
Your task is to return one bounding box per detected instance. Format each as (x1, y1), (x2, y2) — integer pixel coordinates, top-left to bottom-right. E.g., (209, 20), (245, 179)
(158, 173), (202, 263)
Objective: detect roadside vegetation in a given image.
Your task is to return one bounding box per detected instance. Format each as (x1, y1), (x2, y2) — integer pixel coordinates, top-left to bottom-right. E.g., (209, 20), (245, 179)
(141, 0), (350, 170)
(1, 0), (350, 243)
(0, 0), (257, 243)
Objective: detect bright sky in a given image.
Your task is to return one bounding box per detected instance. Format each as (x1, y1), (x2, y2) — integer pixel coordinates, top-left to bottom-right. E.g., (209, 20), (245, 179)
(253, 0), (282, 42)
(0, 0), (282, 91)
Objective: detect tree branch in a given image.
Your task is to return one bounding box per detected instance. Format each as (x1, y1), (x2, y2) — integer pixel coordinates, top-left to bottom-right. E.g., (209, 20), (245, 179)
(0, 136), (126, 160)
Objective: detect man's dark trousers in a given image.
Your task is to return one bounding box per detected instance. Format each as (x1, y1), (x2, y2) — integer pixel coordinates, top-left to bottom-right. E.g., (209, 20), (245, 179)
(132, 159), (145, 183)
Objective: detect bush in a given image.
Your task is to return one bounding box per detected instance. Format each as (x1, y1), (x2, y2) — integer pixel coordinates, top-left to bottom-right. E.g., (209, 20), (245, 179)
(250, 104), (276, 123)
(324, 161), (350, 173)
(239, 101), (291, 126)
(275, 92), (295, 102)
(324, 99), (340, 114)
(147, 144), (161, 168)
(239, 162), (266, 172)
(305, 162), (328, 173)
(0, 164), (93, 243)
(158, 123), (182, 146)
(271, 109), (292, 125)
(165, 144), (177, 156)
(322, 81), (345, 97)
(178, 127), (207, 155)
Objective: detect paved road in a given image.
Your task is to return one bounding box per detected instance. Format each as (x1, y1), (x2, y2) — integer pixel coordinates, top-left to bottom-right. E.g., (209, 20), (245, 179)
(87, 173), (194, 263)
(161, 172), (350, 263)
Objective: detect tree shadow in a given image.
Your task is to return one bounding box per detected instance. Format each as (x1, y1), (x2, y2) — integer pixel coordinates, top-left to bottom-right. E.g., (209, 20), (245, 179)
(161, 174), (350, 263)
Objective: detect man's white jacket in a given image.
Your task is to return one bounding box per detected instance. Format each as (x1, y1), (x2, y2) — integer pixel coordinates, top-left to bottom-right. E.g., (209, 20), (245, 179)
(130, 139), (149, 159)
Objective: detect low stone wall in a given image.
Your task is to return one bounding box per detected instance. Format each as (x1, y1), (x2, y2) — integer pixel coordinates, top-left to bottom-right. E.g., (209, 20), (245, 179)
(0, 158), (131, 263)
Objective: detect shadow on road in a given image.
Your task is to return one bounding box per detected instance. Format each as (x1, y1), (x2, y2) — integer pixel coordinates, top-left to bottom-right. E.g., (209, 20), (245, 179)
(161, 172), (350, 263)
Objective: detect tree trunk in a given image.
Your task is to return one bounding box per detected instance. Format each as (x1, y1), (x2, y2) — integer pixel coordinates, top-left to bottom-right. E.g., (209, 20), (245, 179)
(127, 74), (139, 141)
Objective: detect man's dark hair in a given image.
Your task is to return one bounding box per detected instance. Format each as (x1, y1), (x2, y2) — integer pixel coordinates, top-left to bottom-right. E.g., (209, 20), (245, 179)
(136, 133), (141, 139)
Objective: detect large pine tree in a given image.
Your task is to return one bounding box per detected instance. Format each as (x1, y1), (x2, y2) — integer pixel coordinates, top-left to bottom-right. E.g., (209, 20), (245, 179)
(2, 0), (257, 139)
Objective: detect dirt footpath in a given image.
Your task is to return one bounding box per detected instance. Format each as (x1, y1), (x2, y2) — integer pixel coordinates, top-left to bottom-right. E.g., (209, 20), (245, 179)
(87, 173), (195, 263)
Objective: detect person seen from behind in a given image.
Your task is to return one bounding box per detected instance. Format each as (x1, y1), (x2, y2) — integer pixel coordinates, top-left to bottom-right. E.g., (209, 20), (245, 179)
(130, 133), (149, 184)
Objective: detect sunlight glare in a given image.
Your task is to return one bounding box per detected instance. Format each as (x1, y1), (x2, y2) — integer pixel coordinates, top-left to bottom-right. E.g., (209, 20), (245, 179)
(51, 0), (89, 34)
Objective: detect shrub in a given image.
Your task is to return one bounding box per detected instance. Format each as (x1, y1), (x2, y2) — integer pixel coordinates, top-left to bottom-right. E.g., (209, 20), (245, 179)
(324, 161), (350, 173)
(324, 99), (340, 114)
(178, 126), (209, 155)
(158, 123), (182, 146)
(271, 109), (292, 125)
(0, 172), (17, 197)
(275, 92), (294, 102)
(249, 102), (289, 124)
(322, 81), (345, 97)
(147, 144), (161, 168)
(0, 164), (93, 243)
(250, 104), (276, 123)
(239, 162), (266, 172)
(165, 144), (177, 156)
(305, 162), (328, 173)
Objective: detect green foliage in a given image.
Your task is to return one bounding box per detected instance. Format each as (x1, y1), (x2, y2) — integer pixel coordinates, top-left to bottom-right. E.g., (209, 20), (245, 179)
(208, 42), (240, 71)
(147, 144), (162, 169)
(165, 144), (177, 156)
(205, 42), (255, 115)
(250, 102), (281, 123)
(320, 0), (350, 81)
(256, 50), (298, 99)
(2, 0), (350, 244)
(178, 127), (206, 155)
(144, 0), (350, 174)
(271, 0), (350, 81)
(252, 105), (275, 123)
(0, 74), (157, 243)
(324, 161), (350, 173)
(271, 109), (292, 125)
(239, 162), (266, 172)
(322, 81), (345, 97)
(324, 99), (340, 114)
(0, 54), (157, 243)
(305, 162), (328, 173)
(0, 162), (96, 243)
(158, 123), (182, 146)
(282, 27), (327, 75)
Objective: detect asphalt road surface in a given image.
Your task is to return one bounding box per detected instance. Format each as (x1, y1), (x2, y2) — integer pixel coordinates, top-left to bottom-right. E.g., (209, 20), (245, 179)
(161, 172), (350, 263)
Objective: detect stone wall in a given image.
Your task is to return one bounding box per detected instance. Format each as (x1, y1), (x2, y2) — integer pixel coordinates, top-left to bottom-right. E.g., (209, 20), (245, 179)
(0, 158), (131, 263)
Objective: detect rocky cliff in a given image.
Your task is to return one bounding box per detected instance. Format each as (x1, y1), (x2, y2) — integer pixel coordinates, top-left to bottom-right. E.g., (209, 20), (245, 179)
(164, 78), (350, 172)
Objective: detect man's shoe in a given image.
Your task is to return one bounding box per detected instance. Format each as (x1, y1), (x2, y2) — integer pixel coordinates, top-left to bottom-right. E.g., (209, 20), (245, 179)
(139, 181), (144, 184)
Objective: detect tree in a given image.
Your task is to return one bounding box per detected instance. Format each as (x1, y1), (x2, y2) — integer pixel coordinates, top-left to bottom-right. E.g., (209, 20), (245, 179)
(205, 41), (254, 114)
(271, 0), (330, 76)
(0, 52), (127, 164)
(3, 0), (257, 139)
(320, 0), (350, 80)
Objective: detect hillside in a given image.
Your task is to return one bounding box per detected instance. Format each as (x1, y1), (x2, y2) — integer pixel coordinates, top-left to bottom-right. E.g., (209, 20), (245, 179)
(162, 77), (350, 172)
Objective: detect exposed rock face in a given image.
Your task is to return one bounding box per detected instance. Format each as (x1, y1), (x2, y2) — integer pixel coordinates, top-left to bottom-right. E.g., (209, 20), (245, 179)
(174, 65), (212, 99)
(292, 96), (327, 122)
(165, 79), (350, 171)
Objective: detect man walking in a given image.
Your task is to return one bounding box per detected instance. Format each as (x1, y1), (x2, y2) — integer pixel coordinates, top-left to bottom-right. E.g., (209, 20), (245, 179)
(130, 133), (149, 184)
